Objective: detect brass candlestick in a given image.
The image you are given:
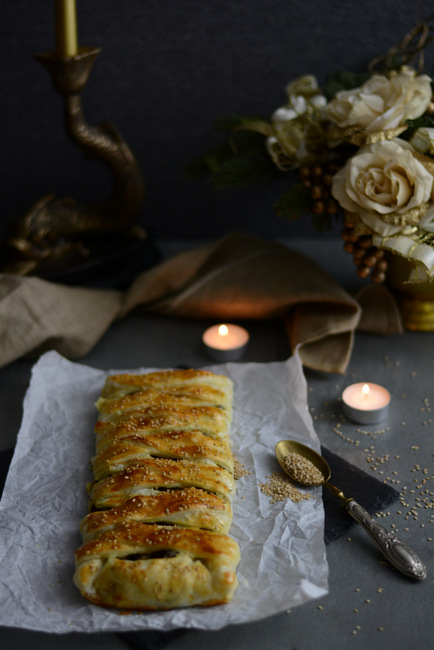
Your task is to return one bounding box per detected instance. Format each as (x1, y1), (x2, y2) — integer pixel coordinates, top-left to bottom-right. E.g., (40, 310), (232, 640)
(1, 46), (147, 281)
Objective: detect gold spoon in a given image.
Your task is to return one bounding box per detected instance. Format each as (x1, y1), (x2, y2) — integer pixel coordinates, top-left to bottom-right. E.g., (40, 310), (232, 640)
(275, 439), (426, 580)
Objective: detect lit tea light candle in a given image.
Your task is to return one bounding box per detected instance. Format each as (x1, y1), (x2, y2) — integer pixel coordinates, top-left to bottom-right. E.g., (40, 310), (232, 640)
(342, 382), (391, 424)
(202, 323), (249, 362)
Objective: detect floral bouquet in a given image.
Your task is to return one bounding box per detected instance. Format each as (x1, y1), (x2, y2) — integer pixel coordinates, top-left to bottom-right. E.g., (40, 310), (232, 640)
(193, 22), (434, 284)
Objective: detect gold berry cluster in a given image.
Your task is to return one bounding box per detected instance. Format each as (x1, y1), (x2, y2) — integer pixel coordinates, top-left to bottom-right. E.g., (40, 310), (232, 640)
(341, 216), (388, 283)
(298, 164), (340, 217)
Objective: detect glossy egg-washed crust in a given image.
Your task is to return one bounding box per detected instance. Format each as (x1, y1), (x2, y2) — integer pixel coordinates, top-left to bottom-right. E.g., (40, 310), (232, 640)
(81, 489), (233, 540)
(74, 368), (240, 610)
(91, 429), (234, 482)
(75, 522), (240, 609)
(96, 384), (233, 422)
(94, 404), (230, 454)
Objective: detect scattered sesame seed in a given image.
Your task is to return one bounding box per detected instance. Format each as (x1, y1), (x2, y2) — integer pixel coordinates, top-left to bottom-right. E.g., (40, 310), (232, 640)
(259, 472), (314, 504)
(233, 457), (250, 480)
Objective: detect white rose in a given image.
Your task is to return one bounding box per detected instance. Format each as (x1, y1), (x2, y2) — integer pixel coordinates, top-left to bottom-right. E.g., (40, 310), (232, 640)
(266, 75), (327, 168)
(325, 69), (432, 134)
(331, 139), (434, 236)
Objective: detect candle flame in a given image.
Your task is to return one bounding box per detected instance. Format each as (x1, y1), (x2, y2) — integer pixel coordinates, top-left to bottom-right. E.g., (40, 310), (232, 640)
(362, 384), (370, 398)
(218, 324), (229, 337)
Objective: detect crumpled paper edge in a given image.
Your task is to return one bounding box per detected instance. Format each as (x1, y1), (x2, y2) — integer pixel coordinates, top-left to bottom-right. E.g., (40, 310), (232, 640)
(0, 350), (328, 633)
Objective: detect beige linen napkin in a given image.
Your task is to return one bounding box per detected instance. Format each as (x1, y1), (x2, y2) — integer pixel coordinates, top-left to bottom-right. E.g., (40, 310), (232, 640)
(0, 274), (122, 368)
(0, 232), (396, 373)
(122, 234), (362, 373)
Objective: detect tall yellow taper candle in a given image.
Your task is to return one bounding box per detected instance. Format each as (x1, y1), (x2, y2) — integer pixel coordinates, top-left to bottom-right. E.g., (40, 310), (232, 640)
(55, 0), (78, 58)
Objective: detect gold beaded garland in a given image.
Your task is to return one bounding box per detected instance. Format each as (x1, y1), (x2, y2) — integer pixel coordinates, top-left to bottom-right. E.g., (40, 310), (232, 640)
(298, 163), (340, 218)
(341, 221), (387, 282)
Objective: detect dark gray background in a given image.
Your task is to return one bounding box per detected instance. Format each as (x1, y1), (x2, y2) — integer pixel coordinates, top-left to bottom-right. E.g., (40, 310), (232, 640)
(1, 1), (433, 243)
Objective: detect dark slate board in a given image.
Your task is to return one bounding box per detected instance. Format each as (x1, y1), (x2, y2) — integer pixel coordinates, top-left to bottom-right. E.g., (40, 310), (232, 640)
(321, 446), (400, 544)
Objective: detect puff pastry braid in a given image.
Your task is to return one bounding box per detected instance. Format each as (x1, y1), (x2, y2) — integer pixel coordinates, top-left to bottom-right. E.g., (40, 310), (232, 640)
(74, 368), (240, 610)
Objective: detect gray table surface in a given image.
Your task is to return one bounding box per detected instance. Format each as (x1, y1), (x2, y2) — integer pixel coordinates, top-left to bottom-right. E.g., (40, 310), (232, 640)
(0, 239), (433, 650)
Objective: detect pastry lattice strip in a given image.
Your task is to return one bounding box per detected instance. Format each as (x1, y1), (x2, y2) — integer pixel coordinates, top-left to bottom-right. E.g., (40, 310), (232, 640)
(91, 429), (234, 481)
(94, 404), (230, 453)
(80, 489), (232, 541)
(75, 522), (240, 609)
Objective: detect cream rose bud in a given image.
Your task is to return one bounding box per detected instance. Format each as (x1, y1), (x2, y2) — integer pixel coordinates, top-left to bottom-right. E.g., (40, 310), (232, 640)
(331, 139), (434, 234)
(272, 106), (301, 123)
(325, 69), (432, 133)
(310, 94), (327, 109)
(410, 127), (434, 155)
(285, 74), (321, 99)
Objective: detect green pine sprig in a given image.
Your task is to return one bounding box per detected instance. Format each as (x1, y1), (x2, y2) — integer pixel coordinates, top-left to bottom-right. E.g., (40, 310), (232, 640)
(401, 113), (434, 141)
(273, 182), (341, 231)
(186, 115), (282, 189)
(208, 149), (282, 189)
(273, 183), (312, 220)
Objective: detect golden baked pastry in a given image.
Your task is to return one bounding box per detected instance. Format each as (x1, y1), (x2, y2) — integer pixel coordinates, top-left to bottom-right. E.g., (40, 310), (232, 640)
(89, 458), (235, 509)
(94, 404), (230, 453)
(74, 368), (240, 610)
(91, 429), (234, 481)
(74, 523), (240, 609)
(96, 384), (233, 422)
(80, 489), (232, 540)
(100, 368), (233, 400)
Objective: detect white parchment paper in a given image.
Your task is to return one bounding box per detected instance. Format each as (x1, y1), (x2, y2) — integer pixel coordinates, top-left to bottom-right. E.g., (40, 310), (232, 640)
(0, 350), (328, 633)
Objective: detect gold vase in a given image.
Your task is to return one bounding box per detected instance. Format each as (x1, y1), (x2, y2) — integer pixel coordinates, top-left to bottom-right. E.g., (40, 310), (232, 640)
(386, 253), (434, 331)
